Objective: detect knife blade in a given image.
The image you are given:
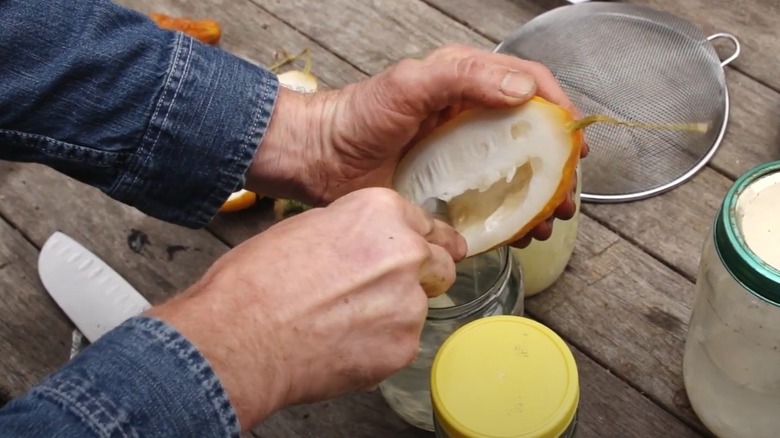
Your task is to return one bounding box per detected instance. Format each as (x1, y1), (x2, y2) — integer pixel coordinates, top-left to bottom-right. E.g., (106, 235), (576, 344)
(38, 231), (151, 343)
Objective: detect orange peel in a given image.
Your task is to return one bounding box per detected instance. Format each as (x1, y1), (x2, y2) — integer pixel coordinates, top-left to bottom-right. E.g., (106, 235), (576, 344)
(219, 189), (258, 213)
(149, 12), (222, 45)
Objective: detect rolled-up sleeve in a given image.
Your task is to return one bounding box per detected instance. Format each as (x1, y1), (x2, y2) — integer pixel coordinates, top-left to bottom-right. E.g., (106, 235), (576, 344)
(0, 317), (241, 437)
(0, 0), (279, 228)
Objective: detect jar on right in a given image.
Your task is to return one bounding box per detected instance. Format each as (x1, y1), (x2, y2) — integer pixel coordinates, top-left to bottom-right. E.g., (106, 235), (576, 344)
(511, 165), (581, 296)
(683, 160), (780, 438)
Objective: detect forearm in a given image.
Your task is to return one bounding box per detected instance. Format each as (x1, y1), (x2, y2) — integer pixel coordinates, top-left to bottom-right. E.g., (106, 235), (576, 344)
(0, 0), (279, 228)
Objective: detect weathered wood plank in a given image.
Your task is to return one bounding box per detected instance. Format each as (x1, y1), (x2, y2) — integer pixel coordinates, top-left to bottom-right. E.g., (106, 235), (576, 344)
(114, 0), (366, 90)
(0, 163), (227, 305)
(252, 342), (702, 438)
(0, 218), (72, 403)
(625, 0), (780, 92)
(254, 0), (495, 74)
(525, 214), (706, 430)
(423, 0), (555, 41)
(712, 71), (780, 178)
(570, 344), (701, 438)
(583, 167), (727, 280)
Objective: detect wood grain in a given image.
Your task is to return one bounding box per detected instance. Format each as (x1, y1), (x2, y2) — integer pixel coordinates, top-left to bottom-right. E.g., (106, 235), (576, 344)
(525, 215), (705, 430)
(583, 168), (728, 281)
(251, 343), (702, 438)
(0, 162), (227, 305)
(255, 0), (494, 73)
(115, 0), (366, 90)
(0, 218), (72, 402)
(625, 0), (780, 92)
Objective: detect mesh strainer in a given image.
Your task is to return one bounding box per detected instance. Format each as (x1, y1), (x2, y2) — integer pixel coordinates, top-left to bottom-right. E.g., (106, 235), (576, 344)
(495, 2), (740, 203)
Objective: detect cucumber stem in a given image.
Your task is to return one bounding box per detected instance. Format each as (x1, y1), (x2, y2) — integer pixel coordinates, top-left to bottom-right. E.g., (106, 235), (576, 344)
(566, 115), (710, 133)
(269, 48), (312, 74)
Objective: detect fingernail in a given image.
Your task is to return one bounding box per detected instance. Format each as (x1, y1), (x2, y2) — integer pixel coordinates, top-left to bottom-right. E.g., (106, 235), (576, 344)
(500, 72), (536, 99)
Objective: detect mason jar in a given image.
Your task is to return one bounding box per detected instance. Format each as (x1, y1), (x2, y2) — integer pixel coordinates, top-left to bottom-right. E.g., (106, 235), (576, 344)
(511, 165), (581, 296)
(431, 315), (579, 438)
(683, 160), (780, 438)
(379, 246), (524, 431)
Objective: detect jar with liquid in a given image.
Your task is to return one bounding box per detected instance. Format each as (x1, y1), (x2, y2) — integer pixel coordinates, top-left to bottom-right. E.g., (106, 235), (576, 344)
(683, 160), (780, 438)
(379, 246), (524, 431)
(431, 315), (580, 438)
(511, 166), (581, 296)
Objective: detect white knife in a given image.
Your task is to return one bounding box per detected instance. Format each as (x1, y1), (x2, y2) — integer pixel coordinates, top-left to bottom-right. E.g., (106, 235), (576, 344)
(38, 231), (151, 344)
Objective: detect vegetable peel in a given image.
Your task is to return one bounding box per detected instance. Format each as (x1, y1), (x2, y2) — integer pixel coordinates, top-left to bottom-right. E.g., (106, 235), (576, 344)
(219, 189), (258, 213)
(149, 12), (222, 45)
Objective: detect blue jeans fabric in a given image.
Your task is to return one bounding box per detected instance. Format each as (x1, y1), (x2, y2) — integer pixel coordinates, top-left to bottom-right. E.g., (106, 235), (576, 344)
(0, 0), (279, 228)
(0, 0), (281, 436)
(1, 317), (240, 438)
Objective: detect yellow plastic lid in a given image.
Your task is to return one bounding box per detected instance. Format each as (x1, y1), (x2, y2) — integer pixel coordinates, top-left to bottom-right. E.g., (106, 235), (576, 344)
(431, 316), (579, 438)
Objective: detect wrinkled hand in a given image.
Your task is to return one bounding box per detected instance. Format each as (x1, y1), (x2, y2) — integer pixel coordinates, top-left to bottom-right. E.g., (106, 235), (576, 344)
(148, 188), (465, 430)
(248, 44), (588, 247)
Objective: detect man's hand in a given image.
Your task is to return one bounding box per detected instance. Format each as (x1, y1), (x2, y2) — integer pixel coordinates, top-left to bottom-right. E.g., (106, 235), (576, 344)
(247, 44), (587, 247)
(148, 188), (466, 430)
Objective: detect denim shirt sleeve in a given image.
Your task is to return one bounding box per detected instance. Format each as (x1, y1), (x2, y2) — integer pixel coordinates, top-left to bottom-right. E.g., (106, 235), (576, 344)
(0, 0), (280, 228)
(0, 317), (241, 438)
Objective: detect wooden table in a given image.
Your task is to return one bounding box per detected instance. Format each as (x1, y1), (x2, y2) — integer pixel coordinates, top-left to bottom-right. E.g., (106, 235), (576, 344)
(1, 0), (778, 436)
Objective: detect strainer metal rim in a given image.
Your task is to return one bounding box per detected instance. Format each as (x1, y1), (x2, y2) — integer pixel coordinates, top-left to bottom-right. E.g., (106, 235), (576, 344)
(493, 5), (741, 203)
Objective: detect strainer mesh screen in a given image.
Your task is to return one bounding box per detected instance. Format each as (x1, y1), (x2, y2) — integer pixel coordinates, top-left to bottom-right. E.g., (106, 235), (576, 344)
(496, 3), (727, 200)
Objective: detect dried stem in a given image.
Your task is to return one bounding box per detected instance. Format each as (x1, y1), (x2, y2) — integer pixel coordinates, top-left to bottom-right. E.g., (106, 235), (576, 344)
(268, 48), (311, 74)
(567, 115), (710, 133)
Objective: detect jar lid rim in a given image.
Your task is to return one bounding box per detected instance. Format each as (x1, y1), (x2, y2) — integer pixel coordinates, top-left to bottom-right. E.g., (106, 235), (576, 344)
(717, 160), (780, 306)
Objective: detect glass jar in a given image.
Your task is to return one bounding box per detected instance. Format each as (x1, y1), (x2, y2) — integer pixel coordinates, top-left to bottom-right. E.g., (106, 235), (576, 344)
(683, 160), (780, 438)
(511, 166), (581, 296)
(379, 246), (524, 431)
(431, 315), (579, 438)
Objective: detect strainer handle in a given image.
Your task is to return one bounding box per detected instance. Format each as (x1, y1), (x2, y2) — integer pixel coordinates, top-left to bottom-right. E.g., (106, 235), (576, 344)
(707, 33), (741, 67)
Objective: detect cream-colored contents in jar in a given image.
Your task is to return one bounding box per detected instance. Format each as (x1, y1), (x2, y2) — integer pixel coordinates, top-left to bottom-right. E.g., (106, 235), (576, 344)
(683, 253), (780, 437)
(735, 171), (780, 271)
(511, 166), (581, 296)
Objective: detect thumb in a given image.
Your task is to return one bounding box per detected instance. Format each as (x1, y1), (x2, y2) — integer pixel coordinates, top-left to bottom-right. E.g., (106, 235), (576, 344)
(432, 59), (538, 106)
(382, 55), (537, 117)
